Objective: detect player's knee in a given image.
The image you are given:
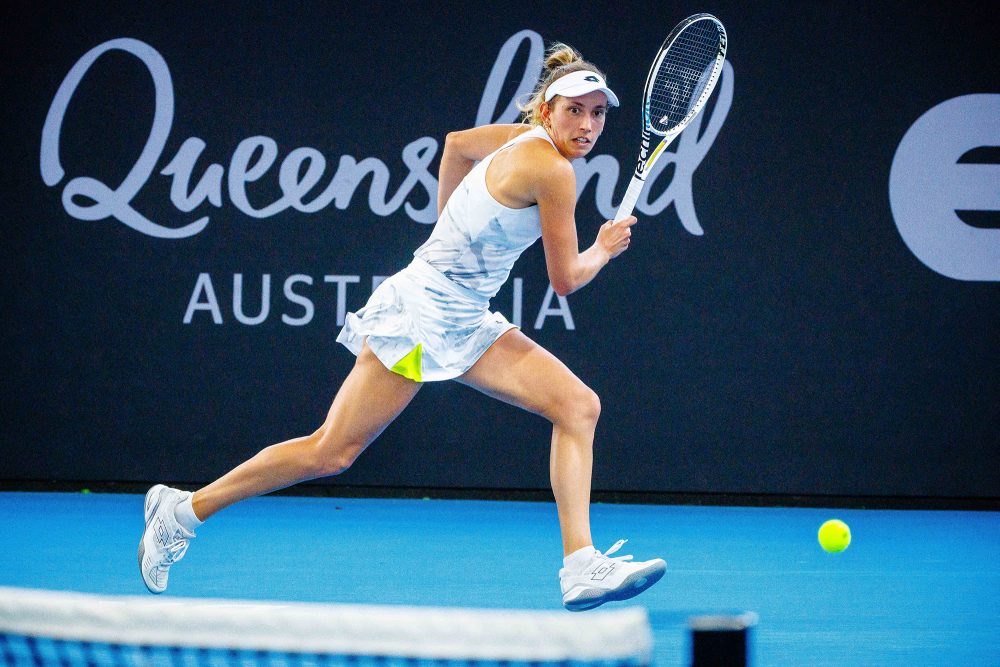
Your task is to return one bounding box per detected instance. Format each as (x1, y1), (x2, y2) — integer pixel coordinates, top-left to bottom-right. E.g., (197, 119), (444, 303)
(309, 431), (364, 478)
(312, 448), (359, 477)
(553, 383), (601, 430)
(580, 386), (602, 425)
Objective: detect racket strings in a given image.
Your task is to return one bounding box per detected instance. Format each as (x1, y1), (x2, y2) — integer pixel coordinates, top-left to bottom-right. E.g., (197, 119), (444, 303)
(647, 21), (722, 133)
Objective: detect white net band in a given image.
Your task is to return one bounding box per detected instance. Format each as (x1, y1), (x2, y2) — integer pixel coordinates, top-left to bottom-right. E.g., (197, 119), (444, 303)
(0, 587), (652, 663)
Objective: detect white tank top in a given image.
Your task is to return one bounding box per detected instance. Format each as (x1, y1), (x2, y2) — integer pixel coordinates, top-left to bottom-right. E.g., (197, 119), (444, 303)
(414, 126), (554, 299)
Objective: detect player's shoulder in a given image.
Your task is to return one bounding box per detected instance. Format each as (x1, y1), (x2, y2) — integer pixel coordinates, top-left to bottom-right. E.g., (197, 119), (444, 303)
(507, 139), (573, 200)
(511, 132), (573, 167)
(504, 123), (535, 140)
(510, 133), (570, 173)
(486, 123), (535, 147)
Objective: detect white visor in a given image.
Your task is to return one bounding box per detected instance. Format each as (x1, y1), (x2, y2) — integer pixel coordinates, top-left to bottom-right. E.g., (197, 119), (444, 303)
(544, 70), (620, 107)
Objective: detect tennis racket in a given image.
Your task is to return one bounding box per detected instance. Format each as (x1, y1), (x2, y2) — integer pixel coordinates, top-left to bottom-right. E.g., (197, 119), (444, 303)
(614, 14), (727, 222)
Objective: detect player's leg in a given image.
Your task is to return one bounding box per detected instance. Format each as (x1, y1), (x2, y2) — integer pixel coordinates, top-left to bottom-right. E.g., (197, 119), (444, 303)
(457, 329), (665, 611)
(191, 343), (421, 520)
(139, 342), (421, 593)
(457, 329), (600, 556)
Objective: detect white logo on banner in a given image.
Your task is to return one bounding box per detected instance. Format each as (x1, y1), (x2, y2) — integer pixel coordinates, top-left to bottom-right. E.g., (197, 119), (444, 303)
(889, 94), (1000, 281)
(40, 33), (733, 239)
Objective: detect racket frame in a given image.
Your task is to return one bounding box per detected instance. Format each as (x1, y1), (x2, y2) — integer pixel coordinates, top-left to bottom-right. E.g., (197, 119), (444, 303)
(614, 14), (727, 222)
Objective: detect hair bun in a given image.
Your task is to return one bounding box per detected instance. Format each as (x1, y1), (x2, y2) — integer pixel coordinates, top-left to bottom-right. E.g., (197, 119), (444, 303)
(543, 43), (582, 72)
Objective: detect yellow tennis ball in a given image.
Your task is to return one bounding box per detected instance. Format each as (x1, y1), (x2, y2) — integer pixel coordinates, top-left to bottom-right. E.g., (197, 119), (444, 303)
(818, 519), (851, 553)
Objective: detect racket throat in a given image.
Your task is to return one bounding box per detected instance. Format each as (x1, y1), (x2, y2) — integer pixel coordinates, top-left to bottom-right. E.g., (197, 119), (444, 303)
(635, 129), (653, 176)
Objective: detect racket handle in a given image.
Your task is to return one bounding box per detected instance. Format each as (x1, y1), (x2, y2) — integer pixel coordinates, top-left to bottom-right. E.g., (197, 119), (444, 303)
(613, 174), (646, 222)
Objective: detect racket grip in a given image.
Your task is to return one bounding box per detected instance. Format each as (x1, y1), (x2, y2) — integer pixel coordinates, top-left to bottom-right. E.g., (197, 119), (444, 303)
(613, 175), (645, 222)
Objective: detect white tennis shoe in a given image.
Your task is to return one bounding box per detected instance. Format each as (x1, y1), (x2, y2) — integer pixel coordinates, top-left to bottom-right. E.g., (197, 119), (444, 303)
(138, 484), (195, 594)
(560, 539), (666, 612)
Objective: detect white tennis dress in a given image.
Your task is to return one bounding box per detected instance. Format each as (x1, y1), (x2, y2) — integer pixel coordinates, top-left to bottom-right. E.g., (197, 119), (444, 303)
(336, 126), (554, 382)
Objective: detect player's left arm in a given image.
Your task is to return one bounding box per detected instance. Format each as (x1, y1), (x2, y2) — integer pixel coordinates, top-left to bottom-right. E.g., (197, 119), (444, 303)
(437, 124), (531, 215)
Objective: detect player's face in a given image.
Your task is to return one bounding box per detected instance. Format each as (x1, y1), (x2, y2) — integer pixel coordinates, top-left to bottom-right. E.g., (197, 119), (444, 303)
(544, 91), (608, 159)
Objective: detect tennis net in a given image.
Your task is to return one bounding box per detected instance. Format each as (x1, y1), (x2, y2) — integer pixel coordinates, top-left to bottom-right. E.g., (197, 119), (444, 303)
(0, 587), (653, 667)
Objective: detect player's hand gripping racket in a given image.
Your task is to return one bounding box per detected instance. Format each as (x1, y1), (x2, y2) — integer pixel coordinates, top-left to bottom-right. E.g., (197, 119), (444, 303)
(614, 14), (727, 222)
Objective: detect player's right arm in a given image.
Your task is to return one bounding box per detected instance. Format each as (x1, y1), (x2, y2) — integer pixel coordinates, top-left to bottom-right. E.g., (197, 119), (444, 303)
(437, 124), (531, 215)
(526, 144), (636, 296)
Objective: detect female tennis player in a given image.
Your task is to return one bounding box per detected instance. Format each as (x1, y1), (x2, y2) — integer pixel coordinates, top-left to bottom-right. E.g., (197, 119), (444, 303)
(140, 44), (666, 611)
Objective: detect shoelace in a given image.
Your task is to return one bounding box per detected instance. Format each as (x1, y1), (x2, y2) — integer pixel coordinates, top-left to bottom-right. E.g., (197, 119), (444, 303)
(157, 537), (190, 570)
(596, 538), (634, 563)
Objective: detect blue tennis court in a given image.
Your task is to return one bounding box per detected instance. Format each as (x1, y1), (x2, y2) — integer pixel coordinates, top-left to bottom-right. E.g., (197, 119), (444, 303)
(2, 491), (997, 665)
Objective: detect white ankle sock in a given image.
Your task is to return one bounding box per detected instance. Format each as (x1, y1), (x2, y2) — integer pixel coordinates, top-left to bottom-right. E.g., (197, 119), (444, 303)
(174, 494), (203, 532)
(563, 545), (597, 571)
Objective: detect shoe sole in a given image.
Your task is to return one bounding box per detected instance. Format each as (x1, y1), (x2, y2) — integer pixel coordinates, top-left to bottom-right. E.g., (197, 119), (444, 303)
(137, 484), (168, 594)
(564, 560), (667, 612)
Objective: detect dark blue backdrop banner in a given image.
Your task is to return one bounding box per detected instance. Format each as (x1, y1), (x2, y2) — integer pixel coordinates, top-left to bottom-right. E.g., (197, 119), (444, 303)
(3, 1), (998, 498)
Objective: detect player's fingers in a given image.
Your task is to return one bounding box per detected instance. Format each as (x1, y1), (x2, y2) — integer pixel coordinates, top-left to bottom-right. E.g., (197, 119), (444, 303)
(605, 217), (637, 228)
